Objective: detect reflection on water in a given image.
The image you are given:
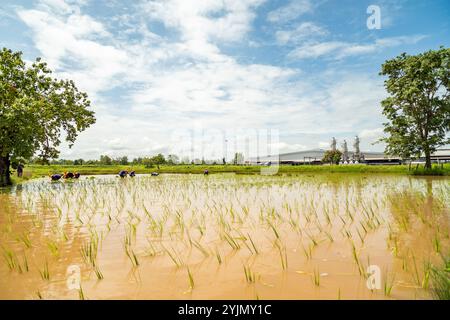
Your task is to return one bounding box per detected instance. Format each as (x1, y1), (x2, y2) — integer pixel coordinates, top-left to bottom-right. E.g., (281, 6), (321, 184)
(0, 174), (448, 299)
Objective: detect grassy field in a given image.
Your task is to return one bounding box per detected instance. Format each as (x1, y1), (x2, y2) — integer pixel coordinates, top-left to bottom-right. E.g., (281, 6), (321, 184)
(9, 162), (450, 184)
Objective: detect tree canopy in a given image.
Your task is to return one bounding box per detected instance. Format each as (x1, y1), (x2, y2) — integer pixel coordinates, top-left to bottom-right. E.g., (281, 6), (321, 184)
(380, 47), (450, 169)
(322, 150), (342, 165)
(0, 48), (96, 186)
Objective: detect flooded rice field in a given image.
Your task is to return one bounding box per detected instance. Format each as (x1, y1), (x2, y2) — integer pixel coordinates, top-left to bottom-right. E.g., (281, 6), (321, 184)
(0, 173), (449, 299)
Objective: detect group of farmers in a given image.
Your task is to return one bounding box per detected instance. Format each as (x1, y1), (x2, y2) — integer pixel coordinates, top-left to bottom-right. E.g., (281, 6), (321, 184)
(50, 168), (210, 181)
(50, 172), (81, 181)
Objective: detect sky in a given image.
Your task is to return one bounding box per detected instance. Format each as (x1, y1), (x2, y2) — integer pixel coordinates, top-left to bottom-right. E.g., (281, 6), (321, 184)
(1, 0), (449, 161)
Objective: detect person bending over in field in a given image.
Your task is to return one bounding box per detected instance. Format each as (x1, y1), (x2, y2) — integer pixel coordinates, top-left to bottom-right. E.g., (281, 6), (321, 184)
(64, 172), (74, 179)
(51, 174), (63, 181)
(74, 173), (81, 179)
(119, 170), (128, 178)
(129, 171), (136, 177)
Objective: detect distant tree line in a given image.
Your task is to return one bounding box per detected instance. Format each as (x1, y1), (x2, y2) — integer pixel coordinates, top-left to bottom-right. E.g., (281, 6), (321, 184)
(27, 152), (246, 168)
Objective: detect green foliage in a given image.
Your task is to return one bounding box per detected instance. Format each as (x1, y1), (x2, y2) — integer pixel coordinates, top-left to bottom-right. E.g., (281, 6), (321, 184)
(322, 150), (342, 164)
(0, 48), (96, 186)
(379, 47), (450, 169)
(142, 153), (166, 168)
(99, 155), (112, 165)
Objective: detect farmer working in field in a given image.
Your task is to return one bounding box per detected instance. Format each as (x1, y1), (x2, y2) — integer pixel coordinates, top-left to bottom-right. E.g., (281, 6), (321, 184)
(119, 170), (128, 178)
(17, 163), (24, 177)
(64, 172), (75, 179)
(51, 174), (63, 181)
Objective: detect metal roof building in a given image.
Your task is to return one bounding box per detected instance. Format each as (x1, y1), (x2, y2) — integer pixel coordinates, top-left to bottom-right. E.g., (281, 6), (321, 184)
(249, 148), (450, 165)
(249, 149), (400, 165)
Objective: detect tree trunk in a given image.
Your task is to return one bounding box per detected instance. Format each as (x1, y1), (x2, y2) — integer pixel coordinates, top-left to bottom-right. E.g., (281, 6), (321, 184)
(0, 155), (12, 187)
(424, 148), (432, 170)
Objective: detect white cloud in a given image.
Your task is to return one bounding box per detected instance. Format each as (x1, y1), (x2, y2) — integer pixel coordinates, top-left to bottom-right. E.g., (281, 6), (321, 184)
(17, 5), (128, 95)
(275, 22), (327, 45)
(141, 0), (264, 43)
(267, 0), (312, 23)
(360, 128), (384, 139)
(288, 35), (426, 60)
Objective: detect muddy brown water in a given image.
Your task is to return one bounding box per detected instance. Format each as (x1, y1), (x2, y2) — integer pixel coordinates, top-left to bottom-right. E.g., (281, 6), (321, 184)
(0, 173), (448, 299)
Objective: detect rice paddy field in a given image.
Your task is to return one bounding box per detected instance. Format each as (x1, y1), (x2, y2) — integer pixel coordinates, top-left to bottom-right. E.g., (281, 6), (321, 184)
(0, 173), (449, 300)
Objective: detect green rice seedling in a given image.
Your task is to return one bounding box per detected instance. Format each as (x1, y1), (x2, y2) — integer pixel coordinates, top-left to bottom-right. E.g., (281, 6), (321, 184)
(356, 228), (365, 245)
(247, 233), (259, 255)
(22, 254), (29, 272)
(411, 254), (421, 286)
(187, 267), (195, 289)
(2, 248), (18, 271)
(302, 244), (312, 260)
(383, 270), (395, 297)
(124, 245), (139, 267)
(350, 241), (364, 275)
(274, 240), (288, 270)
(433, 234), (441, 254)
(324, 230), (334, 243)
(17, 233), (32, 249)
(192, 240), (209, 257)
(94, 266), (104, 280)
(81, 239), (98, 267)
(39, 260), (50, 280)
(215, 248), (222, 265)
(222, 231), (241, 250)
(312, 268), (320, 287)
(78, 286), (86, 300)
(267, 220), (280, 240)
(243, 265), (257, 283)
(47, 240), (59, 257)
(422, 261), (431, 289)
(163, 246), (183, 267)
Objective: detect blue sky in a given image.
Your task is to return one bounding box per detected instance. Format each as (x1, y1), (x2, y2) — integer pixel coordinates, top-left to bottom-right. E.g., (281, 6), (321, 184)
(1, 0), (449, 160)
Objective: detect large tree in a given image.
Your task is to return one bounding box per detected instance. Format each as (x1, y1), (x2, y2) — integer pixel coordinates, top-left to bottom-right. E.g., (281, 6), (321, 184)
(380, 47), (450, 169)
(0, 48), (95, 186)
